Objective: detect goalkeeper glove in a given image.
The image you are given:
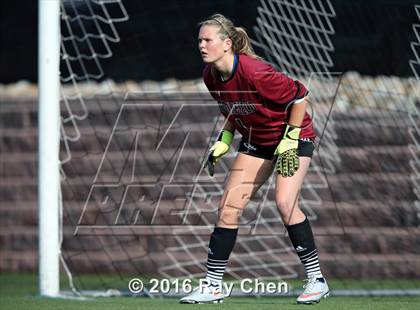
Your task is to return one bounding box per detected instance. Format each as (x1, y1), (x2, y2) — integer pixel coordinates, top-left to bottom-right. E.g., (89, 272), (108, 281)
(206, 129), (234, 176)
(274, 124), (301, 177)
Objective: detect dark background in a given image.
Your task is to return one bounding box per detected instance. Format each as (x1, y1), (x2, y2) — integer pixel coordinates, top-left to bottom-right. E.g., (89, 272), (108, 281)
(0, 0), (418, 83)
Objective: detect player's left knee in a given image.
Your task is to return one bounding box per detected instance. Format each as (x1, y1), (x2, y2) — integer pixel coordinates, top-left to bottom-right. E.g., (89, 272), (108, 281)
(275, 196), (295, 212)
(276, 197), (300, 218)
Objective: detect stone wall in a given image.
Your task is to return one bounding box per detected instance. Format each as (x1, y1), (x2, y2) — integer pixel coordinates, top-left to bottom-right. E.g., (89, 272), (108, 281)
(1, 75), (419, 279)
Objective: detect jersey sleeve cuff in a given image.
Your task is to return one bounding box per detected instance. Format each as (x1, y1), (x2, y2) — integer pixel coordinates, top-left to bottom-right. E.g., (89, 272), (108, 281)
(293, 96), (307, 104)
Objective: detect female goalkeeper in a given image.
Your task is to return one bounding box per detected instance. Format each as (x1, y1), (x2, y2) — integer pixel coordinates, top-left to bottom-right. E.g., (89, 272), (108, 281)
(180, 14), (328, 305)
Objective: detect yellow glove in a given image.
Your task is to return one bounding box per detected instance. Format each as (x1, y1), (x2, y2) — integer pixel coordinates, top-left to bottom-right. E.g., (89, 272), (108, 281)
(206, 130), (233, 176)
(274, 124), (301, 177)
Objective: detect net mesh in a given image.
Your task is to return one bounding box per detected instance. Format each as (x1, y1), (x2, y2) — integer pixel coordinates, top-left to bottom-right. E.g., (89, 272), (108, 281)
(56, 0), (420, 294)
(409, 5), (420, 220)
(60, 0), (128, 169)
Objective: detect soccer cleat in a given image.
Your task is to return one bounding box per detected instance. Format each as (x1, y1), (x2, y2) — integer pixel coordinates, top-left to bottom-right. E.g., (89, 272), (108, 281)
(179, 281), (224, 304)
(296, 276), (329, 304)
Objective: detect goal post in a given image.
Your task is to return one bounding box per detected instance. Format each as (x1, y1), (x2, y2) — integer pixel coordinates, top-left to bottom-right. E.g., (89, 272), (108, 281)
(31, 0), (420, 298)
(38, 0), (61, 297)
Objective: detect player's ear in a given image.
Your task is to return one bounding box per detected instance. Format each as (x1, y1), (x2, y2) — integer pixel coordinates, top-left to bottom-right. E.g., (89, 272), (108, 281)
(223, 38), (232, 52)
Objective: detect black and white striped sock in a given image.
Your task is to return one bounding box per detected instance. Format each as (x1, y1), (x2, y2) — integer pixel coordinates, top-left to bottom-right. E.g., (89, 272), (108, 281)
(205, 227), (238, 286)
(206, 257), (228, 285)
(300, 249), (322, 278)
(286, 217), (323, 279)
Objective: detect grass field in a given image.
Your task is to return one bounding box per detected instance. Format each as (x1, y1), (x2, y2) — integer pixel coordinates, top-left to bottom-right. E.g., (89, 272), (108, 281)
(1, 274), (419, 310)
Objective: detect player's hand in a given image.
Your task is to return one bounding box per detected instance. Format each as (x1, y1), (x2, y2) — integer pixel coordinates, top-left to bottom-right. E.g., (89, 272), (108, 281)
(209, 141), (230, 163)
(274, 124), (301, 177)
(206, 130), (233, 176)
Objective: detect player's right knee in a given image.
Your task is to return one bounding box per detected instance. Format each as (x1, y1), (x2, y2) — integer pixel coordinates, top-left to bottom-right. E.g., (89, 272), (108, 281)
(217, 206), (241, 226)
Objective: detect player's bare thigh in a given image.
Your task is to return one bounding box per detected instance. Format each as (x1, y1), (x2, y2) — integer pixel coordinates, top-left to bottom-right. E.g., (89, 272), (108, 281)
(217, 152), (274, 228)
(275, 156), (311, 225)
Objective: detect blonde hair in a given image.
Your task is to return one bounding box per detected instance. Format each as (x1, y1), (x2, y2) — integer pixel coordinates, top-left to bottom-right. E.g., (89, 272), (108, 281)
(198, 13), (262, 60)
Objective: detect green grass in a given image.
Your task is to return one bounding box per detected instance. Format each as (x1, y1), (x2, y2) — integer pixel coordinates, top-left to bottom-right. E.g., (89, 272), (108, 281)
(1, 274), (419, 310)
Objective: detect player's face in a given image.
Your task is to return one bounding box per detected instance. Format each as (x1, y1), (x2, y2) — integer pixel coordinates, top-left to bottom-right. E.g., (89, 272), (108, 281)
(198, 25), (229, 63)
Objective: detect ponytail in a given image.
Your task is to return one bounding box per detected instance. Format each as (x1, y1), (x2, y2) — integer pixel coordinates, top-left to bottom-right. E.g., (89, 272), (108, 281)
(232, 26), (261, 59)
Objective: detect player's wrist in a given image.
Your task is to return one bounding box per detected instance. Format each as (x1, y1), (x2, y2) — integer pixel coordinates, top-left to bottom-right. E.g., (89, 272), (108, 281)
(219, 129), (234, 146)
(283, 124), (301, 141)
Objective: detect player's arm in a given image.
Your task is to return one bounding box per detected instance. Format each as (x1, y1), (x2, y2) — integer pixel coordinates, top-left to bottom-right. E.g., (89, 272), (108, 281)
(288, 97), (307, 127)
(252, 61), (311, 177)
(222, 119), (235, 133)
(252, 63), (309, 177)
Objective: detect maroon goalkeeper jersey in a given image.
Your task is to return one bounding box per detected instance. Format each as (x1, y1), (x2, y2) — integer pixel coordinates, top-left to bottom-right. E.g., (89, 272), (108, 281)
(203, 54), (316, 146)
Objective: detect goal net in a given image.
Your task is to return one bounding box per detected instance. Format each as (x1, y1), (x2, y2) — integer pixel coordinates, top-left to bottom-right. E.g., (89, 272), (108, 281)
(50, 0), (420, 296)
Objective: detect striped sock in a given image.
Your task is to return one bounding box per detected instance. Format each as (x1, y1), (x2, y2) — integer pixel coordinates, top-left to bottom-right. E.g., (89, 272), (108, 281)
(206, 258), (228, 285)
(205, 227), (238, 286)
(286, 217), (323, 279)
(300, 249), (322, 278)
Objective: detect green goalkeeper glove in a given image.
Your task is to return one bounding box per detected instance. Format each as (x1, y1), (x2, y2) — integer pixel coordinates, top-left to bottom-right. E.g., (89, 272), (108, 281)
(206, 130), (234, 176)
(274, 124), (301, 177)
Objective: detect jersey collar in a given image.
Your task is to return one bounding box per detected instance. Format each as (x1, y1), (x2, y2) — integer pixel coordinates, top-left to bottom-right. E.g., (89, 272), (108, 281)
(217, 53), (239, 83)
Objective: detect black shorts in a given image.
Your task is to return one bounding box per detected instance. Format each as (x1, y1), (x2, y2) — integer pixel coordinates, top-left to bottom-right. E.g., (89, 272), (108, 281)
(238, 138), (315, 160)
